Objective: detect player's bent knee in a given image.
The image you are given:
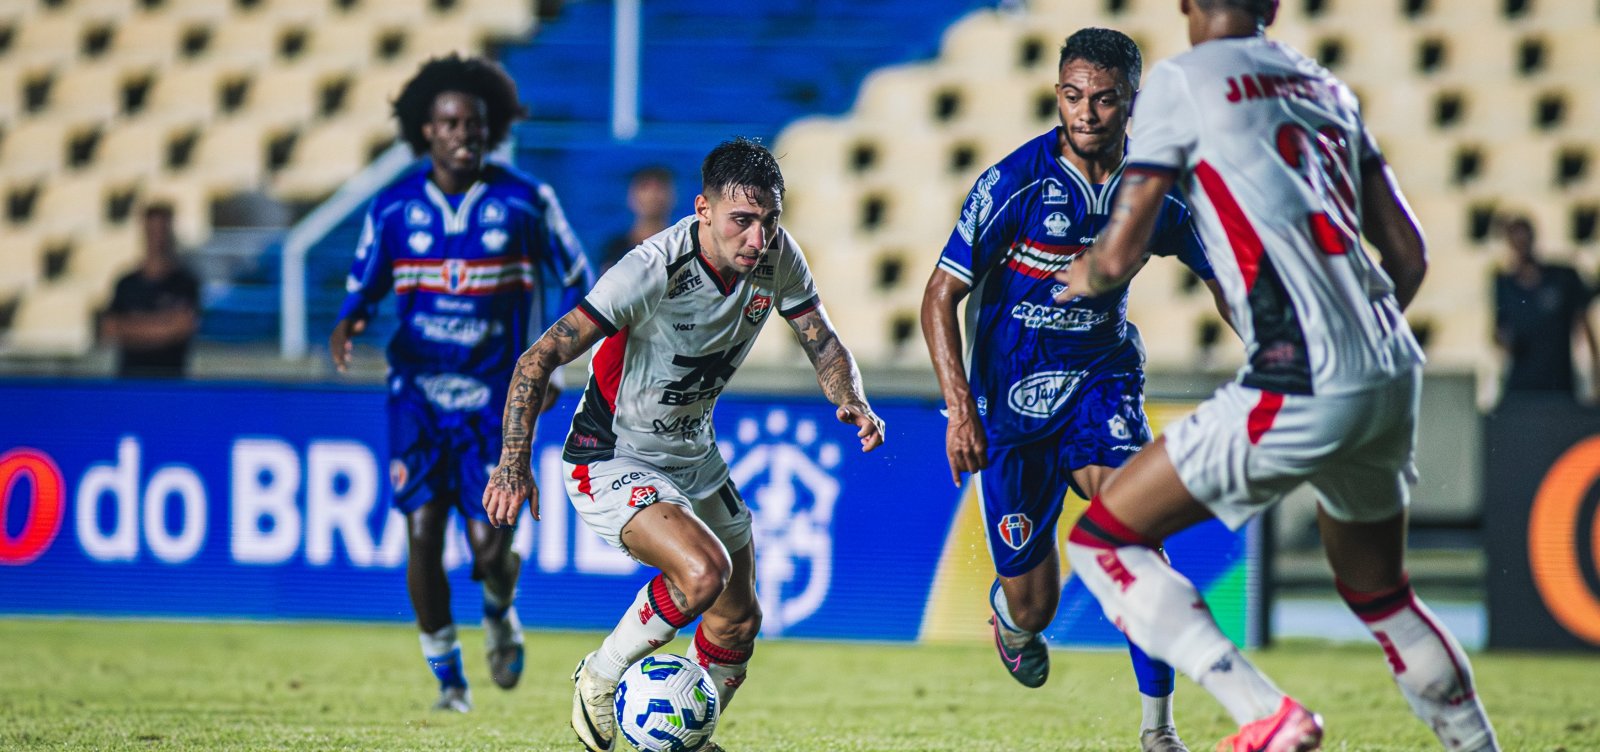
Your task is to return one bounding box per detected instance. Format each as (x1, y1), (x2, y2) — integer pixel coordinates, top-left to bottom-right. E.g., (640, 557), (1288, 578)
(671, 559), (732, 616)
(704, 607), (761, 646)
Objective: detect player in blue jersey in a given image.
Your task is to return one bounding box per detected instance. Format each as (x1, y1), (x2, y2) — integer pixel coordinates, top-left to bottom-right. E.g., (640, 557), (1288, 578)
(330, 55), (592, 713)
(920, 28), (1229, 752)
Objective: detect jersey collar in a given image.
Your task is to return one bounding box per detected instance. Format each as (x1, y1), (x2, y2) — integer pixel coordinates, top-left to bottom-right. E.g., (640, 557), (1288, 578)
(690, 221), (739, 296)
(423, 174), (489, 235)
(1051, 129), (1128, 215)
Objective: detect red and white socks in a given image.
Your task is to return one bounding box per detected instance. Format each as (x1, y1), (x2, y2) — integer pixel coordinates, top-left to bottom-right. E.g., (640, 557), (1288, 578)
(689, 624), (753, 709)
(1338, 578), (1499, 751)
(588, 574), (694, 683)
(1065, 499), (1285, 726)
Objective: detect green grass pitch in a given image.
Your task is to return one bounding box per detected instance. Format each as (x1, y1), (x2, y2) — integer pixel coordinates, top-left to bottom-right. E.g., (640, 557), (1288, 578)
(2, 619), (1596, 750)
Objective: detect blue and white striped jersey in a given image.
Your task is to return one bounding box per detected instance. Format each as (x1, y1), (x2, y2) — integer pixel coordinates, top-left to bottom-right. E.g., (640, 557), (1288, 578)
(937, 129), (1213, 446)
(337, 161), (592, 388)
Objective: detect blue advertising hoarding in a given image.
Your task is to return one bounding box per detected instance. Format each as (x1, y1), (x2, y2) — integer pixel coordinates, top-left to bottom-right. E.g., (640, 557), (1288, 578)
(0, 380), (1258, 645)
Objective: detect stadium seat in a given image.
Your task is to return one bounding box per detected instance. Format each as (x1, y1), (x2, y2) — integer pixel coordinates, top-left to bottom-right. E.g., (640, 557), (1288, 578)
(271, 120), (395, 200)
(1479, 137), (1559, 195)
(145, 176), (215, 248)
(9, 13), (87, 68)
(1538, 29), (1600, 83)
(339, 63), (414, 130)
(142, 64), (229, 124)
(352, 0), (436, 26)
(772, 116), (857, 186)
(109, 12), (187, 68)
(30, 174), (111, 239)
(1405, 0), (1511, 27)
(204, 15), (290, 68)
(64, 225), (141, 294)
(3, 280), (98, 356)
(402, 18), (489, 64)
(97, 118), (196, 182)
(238, 64), (348, 131)
(259, 0), (345, 24)
(300, 15), (379, 70)
(456, 0), (536, 38)
(0, 118), (76, 182)
(162, 0), (236, 23)
(45, 61), (137, 122)
(939, 10), (1033, 79)
(854, 64), (942, 127)
(0, 229), (47, 301)
(186, 118), (274, 192)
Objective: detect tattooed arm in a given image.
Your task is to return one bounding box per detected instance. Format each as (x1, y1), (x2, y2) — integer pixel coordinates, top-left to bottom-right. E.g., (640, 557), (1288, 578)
(1054, 169), (1176, 301)
(788, 305), (886, 452)
(482, 309), (605, 526)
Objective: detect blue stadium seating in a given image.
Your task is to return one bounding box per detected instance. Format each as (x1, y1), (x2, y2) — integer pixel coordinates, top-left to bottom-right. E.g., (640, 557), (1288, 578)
(202, 0), (989, 345)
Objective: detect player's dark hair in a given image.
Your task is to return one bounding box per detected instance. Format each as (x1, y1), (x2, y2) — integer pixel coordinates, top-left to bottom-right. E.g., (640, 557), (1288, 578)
(1193, 0), (1277, 20)
(1059, 27), (1143, 92)
(392, 54), (527, 155)
(701, 137), (784, 204)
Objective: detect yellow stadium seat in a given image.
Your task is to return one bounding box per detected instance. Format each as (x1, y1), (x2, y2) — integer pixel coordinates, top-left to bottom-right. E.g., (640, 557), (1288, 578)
(143, 64), (229, 124)
(271, 120), (395, 201)
(186, 118), (274, 192)
(0, 118), (78, 182)
(10, 14), (85, 68)
(97, 119), (196, 182)
(1538, 28), (1600, 83)
(403, 18), (488, 63)
(162, 0), (235, 23)
(1406, 0), (1509, 27)
(300, 15), (378, 69)
(0, 228), (48, 301)
(854, 64), (943, 128)
(456, 0), (537, 38)
(939, 9), (1035, 79)
(237, 64), (347, 131)
(111, 12), (187, 68)
(1479, 137), (1560, 196)
(46, 61), (138, 122)
(355, 0), (436, 25)
(772, 116), (858, 186)
(65, 226), (142, 295)
(205, 15), (289, 68)
(143, 177), (215, 248)
(3, 280), (98, 356)
(31, 174), (112, 239)
(259, 0), (344, 24)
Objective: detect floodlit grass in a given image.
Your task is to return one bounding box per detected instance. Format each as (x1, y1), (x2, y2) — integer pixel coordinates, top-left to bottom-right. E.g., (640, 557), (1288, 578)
(2, 619), (1595, 750)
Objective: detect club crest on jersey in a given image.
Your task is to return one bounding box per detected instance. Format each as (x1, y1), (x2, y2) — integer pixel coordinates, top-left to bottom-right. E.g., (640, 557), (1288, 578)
(1108, 413), (1132, 440)
(481, 228), (508, 253)
(1044, 212), (1072, 237)
(406, 201), (432, 228)
(408, 231), (433, 255)
(997, 513), (1034, 550)
(479, 199), (507, 226)
(744, 293), (773, 324)
(1042, 178), (1069, 205)
(442, 259), (468, 293)
(629, 486), (659, 507)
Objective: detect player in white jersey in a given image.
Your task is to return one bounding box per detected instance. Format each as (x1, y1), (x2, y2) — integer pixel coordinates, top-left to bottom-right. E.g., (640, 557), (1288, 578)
(482, 138), (886, 752)
(1051, 2), (1498, 751)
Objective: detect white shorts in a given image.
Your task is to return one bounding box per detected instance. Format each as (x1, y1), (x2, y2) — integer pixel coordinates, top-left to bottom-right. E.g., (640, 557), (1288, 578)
(1165, 368), (1421, 530)
(563, 452), (752, 556)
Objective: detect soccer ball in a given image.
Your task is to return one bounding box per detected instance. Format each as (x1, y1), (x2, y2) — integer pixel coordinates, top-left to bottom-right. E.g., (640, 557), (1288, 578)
(614, 654), (720, 752)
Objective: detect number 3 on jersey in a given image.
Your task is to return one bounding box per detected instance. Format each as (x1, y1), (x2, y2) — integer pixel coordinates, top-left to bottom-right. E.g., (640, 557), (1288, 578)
(1274, 123), (1358, 257)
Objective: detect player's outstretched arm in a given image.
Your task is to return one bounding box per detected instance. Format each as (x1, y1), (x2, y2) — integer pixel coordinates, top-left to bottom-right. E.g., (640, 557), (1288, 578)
(1360, 160), (1427, 311)
(483, 309), (604, 526)
(1055, 170), (1175, 301)
(788, 306), (886, 452)
(920, 268), (986, 487)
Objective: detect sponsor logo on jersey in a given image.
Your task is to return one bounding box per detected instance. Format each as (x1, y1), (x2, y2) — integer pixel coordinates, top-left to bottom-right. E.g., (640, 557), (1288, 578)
(754, 262), (777, 279)
(672, 322), (696, 331)
(415, 373), (491, 412)
(1042, 178), (1069, 205)
(389, 459), (409, 491)
(1043, 212), (1072, 237)
(1009, 301), (1109, 332)
(744, 294), (772, 324)
(409, 313), (498, 345)
(407, 231), (433, 255)
(479, 199), (507, 226)
(480, 228), (508, 253)
(957, 167), (1001, 244)
(1108, 414), (1132, 440)
(651, 406), (713, 441)
(997, 513), (1034, 550)
(666, 269), (704, 299)
(660, 341), (748, 406)
(406, 201), (432, 228)
(609, 471), (649, 491)
(628, 486), (659, 507)
(1006, 370), (1086, 418)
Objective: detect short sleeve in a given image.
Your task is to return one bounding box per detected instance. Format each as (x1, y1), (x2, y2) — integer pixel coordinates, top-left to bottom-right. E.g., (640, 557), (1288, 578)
(937, 166), (1021, 286)
(1128, 61), (1200, 174)
(775, 231), (821, 319)
(1151, 195), (1213, 281)
(576, 246), (666, 336)
(335, 198), (395, 323)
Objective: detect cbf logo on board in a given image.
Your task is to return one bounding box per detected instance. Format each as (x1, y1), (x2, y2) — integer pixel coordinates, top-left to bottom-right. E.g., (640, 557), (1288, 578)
(997, 513), (1034, 550)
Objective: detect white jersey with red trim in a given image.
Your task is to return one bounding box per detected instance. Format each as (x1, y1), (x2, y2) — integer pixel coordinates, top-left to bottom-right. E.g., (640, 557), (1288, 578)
(1127, 37), (1423, 395)
(562, 215), (820, 477)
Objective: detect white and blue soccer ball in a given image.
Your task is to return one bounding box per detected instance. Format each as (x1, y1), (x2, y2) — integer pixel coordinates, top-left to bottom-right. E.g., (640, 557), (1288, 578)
(614, 654), (720, 752)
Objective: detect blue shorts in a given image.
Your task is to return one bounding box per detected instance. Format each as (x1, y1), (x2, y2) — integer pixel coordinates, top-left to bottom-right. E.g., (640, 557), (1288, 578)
(979, 370), (1151, 577)
(388, 380), (503, 524)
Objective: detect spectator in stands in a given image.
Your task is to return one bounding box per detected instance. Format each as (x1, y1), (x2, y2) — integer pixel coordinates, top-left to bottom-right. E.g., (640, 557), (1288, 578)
(101, 203), (201, 378)
(1494, 215), (1600, 401)
(598, 164), (676, 273)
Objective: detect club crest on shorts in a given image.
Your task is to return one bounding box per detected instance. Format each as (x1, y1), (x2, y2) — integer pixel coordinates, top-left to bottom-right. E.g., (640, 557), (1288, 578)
(997, 513), (1034, 550)
(629, 485), (659, 507)
(744, 293), (772, 324)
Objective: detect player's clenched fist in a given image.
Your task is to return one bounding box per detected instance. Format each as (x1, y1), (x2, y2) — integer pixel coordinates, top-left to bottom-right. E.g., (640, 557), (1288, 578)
(482, 463), (538, 527)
